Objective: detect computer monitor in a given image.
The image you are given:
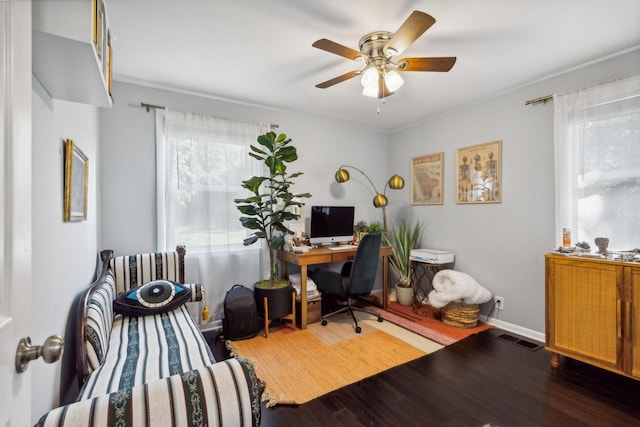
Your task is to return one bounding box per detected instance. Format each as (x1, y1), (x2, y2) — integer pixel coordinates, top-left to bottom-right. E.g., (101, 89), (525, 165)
(309, 205), (355, 246)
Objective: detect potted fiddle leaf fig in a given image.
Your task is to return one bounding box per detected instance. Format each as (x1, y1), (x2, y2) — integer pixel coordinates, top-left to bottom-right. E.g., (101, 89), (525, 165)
(234, 131), (311, 319)
(386, 220), (423, 306)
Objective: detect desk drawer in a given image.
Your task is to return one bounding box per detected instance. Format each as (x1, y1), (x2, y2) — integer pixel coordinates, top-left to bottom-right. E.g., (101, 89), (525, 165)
(331, 252), (356, 262)
(296, 298), (322, 326)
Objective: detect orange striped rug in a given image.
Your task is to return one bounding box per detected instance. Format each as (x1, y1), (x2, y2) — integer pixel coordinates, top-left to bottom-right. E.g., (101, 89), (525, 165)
(226, 311), (442, 407)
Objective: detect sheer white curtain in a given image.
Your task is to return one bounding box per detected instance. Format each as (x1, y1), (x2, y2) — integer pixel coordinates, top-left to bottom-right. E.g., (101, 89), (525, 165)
(554, 74), (640, 250)
(155, 108), (270, 321)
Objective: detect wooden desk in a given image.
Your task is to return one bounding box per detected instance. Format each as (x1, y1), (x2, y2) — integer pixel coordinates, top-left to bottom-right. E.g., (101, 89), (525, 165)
(277, 245), (392, 329)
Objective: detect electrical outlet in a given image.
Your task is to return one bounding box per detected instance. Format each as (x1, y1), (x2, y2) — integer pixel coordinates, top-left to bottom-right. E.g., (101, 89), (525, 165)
(495, 296), (505, 310)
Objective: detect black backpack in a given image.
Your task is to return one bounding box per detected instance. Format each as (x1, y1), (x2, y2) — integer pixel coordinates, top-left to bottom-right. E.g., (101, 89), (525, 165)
(223, 284), (261, 340)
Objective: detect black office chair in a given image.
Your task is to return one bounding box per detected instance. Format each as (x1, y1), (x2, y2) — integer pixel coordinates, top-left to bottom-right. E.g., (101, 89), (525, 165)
(312, 233), (383, 333)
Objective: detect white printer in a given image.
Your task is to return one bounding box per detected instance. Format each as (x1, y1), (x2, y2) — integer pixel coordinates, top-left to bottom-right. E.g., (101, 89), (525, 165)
(410, 248), (454, 264)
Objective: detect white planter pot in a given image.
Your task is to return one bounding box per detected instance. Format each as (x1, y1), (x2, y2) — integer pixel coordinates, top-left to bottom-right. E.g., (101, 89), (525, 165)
(395, 284), (414, 306)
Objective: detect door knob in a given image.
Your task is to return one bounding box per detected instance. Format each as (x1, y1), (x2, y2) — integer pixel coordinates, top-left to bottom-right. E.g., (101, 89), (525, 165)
(15, 335), (64, 373)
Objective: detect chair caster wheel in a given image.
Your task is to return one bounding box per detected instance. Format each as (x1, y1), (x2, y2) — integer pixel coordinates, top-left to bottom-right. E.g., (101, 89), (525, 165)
(321, 319), (327, 326)
(355, 326), (362, 333)
(377, 316), (383, 322)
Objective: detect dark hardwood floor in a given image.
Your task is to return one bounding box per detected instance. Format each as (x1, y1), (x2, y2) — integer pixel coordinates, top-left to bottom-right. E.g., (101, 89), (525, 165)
(207, 328), (640, 426)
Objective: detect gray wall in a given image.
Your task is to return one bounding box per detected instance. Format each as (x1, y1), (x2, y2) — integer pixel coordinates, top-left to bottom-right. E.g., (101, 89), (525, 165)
(31, 78), (100, 421)
(100, 82), (391, 254)
(387, 49), (640, 335)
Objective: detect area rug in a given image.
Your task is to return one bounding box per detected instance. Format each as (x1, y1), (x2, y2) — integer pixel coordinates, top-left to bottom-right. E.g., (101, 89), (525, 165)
(367, 302), (492, 346)
(226, 311), (443, 407)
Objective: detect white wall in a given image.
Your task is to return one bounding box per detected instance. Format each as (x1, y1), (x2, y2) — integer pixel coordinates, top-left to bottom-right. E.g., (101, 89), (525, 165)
(31, 78), (100, 422)
(387, 49), (640, 335)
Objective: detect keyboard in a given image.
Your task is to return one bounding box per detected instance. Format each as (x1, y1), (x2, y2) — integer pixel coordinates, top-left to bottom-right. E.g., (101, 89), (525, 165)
(327, 245), (357, 251)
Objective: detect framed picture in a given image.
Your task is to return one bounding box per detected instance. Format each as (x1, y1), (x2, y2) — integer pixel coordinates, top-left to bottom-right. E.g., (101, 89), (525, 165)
(93, 0), (106, 64)
(64, 139), (89, 222)
(411, 152), (444, 205)
(456, 140), (501, 204)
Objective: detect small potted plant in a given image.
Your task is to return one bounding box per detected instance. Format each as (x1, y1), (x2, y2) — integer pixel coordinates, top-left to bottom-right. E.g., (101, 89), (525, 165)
(353, 220), (368, 244)
(386, 220), (423, 306)
(234, 131), (311, 319)
(366, 221), (384, 234)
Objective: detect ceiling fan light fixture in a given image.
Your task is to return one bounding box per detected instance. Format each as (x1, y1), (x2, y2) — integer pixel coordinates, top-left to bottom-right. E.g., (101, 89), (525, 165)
(360, 67), (379, 88)
(312, 11), (456, 101)
(384, 69), (404, 92)
(362, 85), (379, 98)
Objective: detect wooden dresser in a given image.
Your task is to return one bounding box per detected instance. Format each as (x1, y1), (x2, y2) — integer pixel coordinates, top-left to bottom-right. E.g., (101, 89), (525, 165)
(545, 253), (639, 379)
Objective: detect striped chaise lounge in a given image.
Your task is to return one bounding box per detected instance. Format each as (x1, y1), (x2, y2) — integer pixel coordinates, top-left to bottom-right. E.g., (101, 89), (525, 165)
(35, 247), (262, 427)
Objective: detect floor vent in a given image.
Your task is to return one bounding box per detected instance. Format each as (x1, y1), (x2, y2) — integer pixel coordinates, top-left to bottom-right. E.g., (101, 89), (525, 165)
(496, 332), (543, 351)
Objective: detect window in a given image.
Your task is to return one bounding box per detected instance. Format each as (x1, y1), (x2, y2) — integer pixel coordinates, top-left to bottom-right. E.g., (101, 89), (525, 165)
(156, 109), (269, 251)
(554, 74), (640, 250)
(155, 109), (272, 321)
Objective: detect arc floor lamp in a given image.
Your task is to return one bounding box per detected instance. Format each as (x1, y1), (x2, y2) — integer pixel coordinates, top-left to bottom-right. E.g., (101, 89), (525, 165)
(334, 165), (404, 232)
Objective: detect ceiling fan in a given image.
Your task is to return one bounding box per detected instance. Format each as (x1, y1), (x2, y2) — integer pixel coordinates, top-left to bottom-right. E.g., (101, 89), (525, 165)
(312, 11), (456, 99)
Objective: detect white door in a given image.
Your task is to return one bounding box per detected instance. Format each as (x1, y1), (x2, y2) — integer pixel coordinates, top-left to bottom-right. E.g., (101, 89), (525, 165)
(0, 1), (33, 425)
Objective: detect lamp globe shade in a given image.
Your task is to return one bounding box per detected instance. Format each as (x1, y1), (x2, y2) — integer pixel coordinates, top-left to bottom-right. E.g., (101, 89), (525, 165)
(373, 194), (388, 208)
(388, 174), (405, 189)
(335, 168), (350, 183)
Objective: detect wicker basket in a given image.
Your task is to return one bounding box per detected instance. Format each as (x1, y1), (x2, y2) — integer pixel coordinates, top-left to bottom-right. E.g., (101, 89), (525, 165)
(441, 301), (479, 328)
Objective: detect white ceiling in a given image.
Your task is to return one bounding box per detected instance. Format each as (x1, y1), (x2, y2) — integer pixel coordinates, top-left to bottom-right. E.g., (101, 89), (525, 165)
(108, 0), (640, 132)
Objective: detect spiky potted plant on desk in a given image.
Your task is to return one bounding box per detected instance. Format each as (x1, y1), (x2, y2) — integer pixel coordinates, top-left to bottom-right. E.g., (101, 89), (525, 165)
(234, 131), (311, 320)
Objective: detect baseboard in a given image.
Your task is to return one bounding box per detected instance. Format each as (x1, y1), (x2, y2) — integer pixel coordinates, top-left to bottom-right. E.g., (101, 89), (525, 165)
(479, 315), (545, 344)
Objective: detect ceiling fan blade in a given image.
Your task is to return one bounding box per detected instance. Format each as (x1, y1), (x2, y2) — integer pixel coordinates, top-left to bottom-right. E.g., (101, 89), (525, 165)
(312, 38), (363, 61)
(384, 11), (436, 56)
(315, 70), (361, 89)
(397, 57), (457, 72)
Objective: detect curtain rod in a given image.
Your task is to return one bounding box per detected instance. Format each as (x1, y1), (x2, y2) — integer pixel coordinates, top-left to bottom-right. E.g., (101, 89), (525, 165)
(525, 95), (553, 106)
(139, 102), (279, 128)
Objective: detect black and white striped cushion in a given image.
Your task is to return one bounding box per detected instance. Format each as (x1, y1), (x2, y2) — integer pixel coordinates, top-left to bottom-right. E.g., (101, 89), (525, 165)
(110, 252), (181, 294)
(78, 304), (215, 401)
(36, 358), (264, 427)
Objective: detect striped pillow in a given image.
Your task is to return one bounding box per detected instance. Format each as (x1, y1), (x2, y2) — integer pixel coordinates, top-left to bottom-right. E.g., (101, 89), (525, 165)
(36, 359), (264, 427)
(110, 251), (181, 294)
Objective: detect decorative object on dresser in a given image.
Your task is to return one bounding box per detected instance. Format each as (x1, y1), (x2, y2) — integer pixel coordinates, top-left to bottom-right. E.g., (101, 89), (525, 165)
(595, 236), (610, 255)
